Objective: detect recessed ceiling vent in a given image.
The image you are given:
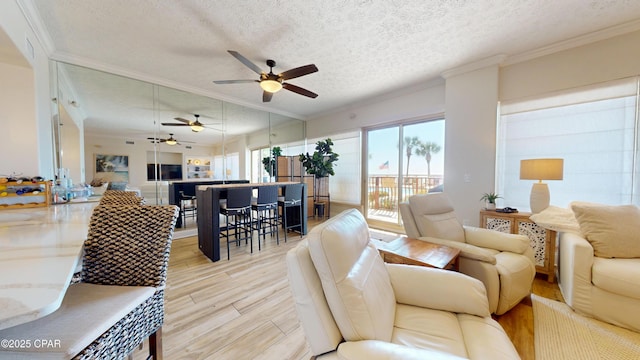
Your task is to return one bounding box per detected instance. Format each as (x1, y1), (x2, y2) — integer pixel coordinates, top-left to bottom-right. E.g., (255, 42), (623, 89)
(125, 140), (135, 145)
(185, 145), (193, 149)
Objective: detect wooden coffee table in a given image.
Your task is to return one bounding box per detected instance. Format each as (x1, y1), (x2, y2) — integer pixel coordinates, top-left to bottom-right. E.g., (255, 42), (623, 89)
(378, 236), (460, 271)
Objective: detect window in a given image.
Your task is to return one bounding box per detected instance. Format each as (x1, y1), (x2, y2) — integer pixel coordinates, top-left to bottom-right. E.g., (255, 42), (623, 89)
(306, 132), (362, 205)
(497, 78), (640, 210)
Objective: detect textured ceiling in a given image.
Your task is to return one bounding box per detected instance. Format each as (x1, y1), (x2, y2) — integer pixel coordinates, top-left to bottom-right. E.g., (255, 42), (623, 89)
(21, 0), (640, 134)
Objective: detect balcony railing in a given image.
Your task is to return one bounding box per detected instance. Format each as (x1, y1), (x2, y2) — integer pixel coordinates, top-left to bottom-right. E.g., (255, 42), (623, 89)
(367, 175), (443, 220)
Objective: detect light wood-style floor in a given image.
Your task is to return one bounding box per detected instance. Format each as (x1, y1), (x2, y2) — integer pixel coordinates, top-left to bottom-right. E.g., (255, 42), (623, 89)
(133, 221), (561, 360)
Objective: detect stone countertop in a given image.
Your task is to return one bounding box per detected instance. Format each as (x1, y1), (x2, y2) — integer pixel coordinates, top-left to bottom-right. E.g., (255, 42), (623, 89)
(0, 202), (96, 330)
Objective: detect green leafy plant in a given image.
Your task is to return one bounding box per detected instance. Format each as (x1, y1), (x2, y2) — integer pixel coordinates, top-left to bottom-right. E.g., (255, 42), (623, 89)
(480, 192), (501, 204)
(262, 146), (282, 176)
(298, 138), (339, 178)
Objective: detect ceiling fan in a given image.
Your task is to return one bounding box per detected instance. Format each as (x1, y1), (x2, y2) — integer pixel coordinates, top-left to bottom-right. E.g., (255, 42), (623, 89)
(161, 114), (218, 132)
(147, 133), (193, 146)
(213, 50), (318, 102)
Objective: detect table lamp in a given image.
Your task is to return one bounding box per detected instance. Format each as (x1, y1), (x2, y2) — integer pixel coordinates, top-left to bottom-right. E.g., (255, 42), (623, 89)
(520, 158), (564, 213)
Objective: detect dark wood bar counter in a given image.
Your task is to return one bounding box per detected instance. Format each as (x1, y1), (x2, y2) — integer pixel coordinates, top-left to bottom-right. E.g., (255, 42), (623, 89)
(196, 182), (307, 262)
(169, 180), (249, 228)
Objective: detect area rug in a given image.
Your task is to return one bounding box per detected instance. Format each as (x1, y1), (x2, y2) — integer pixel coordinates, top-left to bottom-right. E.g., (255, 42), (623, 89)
(533, 294), (640, 360)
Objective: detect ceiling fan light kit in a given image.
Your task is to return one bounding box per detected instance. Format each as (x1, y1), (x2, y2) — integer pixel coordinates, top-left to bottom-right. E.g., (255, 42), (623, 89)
(260, 79), (283, 93)
(214, 50), (318, 102)
(190, 124), (204, 132)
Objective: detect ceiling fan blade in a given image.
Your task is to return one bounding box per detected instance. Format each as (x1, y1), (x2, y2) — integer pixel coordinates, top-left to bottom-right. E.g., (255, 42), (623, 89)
(161, 123), (189, 126)
(213, 79), (258, 84)
(279, 64), (318, 81)
(263, 91), (273, 103)
(173, 117), (193, 124)
(228, 50), (264, 75)
(282, 83), (318, 98)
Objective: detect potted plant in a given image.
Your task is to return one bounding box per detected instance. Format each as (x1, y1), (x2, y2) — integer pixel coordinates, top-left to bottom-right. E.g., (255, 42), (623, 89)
(299, 138), (339, 204)
(299, 139), (339, 178)
(262, 146), (282, 180)
(480, 192), (501, 210)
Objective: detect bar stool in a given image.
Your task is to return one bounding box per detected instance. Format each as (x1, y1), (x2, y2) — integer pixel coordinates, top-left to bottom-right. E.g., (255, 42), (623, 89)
(100, 190), (145, 205)
(221, 187), (253, 260)
(252, 186), (279, 249)
(0, 204), (179, 359)
(179, 190), (197, 226)
(278, 183), (304, 242)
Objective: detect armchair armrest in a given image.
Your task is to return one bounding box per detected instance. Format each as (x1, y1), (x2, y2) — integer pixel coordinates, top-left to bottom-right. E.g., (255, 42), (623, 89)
(338, 340), (467, 360)
(558, 231), (595, 307)
(418, 236), (497, 264)
(464, 226), (530, 254)
(385, 263), (490, 318)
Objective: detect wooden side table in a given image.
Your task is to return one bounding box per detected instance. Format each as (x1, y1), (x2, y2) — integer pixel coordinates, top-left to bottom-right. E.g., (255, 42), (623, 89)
(479, 210), (557, 282)
(378, 237), (460, 271)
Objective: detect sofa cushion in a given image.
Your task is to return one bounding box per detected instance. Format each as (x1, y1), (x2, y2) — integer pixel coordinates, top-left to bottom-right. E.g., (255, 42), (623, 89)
(592, 257), (640, 300)
(529, 205), (581, 234)
(0, 283), (154, 358)
(571, 203), (640, 258)
(308, 209), (396, 342)
(392, 304), (467, 358)
(408, 194), (465, 242)
(457, 313), (521, 359)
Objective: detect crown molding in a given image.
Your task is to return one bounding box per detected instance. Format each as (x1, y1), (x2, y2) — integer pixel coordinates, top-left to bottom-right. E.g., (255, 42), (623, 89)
(503, 18), (640, 66)
(16, 0), (56, 57)
(440, 54), (507, 79)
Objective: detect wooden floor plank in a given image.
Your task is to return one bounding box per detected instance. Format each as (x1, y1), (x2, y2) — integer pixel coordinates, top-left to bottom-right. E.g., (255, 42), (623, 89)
(133, 222), (549, 359)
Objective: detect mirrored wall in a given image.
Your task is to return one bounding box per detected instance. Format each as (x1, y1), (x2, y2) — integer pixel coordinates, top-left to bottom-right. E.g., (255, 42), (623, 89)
(50, 61), (305, 206)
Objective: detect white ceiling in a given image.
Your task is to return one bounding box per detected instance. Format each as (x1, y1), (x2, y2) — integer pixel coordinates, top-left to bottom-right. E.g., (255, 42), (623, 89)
(17, 0), (640, 140)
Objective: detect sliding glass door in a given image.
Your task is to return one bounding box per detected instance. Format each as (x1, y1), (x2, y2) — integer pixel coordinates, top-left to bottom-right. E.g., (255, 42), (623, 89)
(364, 118), (445, 230)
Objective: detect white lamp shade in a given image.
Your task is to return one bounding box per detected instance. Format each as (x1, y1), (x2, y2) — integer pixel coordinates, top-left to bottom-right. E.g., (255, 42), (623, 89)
(520, 158), (564, 181)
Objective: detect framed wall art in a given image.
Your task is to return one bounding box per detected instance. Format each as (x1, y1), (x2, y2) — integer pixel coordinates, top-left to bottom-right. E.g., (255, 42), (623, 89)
(94, 154), (129, 183)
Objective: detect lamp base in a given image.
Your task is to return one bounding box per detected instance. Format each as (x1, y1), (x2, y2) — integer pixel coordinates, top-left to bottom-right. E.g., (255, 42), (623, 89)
(530, 182), (550, 214)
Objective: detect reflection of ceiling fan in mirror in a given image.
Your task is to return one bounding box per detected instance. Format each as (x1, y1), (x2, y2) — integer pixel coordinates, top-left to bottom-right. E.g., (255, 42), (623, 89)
(147, 133), (193, 146)
(161, 114), (219, 132)
(213, 50), (318, 103)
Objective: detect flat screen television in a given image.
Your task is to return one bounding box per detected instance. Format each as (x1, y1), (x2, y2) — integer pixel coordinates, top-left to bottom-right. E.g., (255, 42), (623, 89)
(147, 163), (183, 181)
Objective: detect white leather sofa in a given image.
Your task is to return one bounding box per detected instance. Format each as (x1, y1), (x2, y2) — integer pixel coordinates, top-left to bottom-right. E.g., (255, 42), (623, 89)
(399, 193), (535, 315)
(558, 202), (640, 332)
(287, 209), (520, 359)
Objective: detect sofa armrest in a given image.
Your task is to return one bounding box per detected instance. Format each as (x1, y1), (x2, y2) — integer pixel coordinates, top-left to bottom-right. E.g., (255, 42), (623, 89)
(385, 263), (491, 318)
(558, 231), (595, 308)
(464, 226), (530, 254)
(338, 340), (467, 360)
(418, 236), (497, 265)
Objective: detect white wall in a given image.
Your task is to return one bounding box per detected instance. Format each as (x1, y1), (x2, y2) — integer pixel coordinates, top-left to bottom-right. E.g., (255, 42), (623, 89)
(307, 82), (446, 138)
(0, 1), (54, 178)
(0, 61), (38, 176)
(444, 65), (500, 226)
(501, 29), (640, 101)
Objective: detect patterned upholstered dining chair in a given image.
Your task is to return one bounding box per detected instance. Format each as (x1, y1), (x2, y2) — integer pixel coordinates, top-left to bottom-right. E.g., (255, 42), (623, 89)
(99, 189), (145, 205)
(0, 204), (179, 359)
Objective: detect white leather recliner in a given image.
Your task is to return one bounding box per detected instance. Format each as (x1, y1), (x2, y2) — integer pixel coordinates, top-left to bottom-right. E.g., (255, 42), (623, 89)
(287, 209), (520, 359)
(399, 193), (535, 315)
